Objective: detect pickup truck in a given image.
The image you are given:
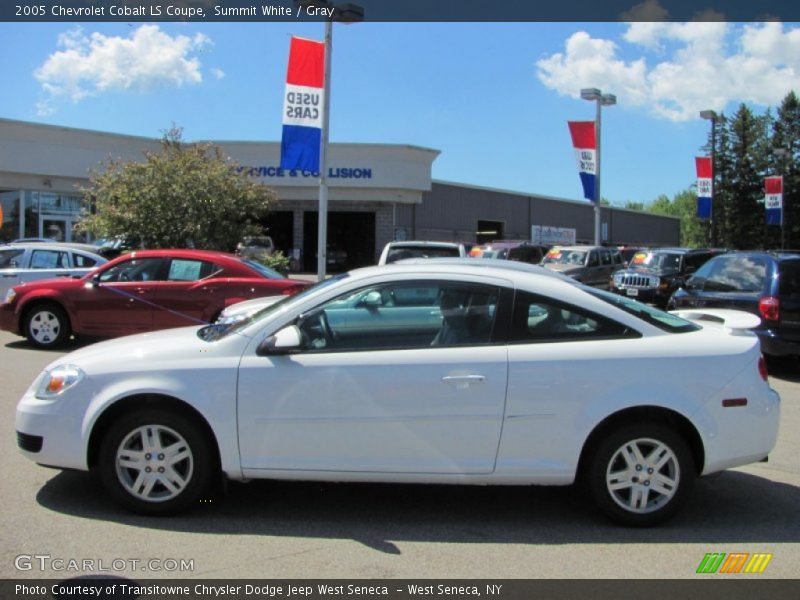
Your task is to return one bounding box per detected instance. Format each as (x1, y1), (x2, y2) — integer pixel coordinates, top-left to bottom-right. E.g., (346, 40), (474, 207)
(0, 243), (107, 300)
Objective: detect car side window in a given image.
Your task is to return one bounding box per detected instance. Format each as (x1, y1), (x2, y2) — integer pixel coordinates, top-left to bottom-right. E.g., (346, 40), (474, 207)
(99, 258), (165, 283)
(587, 251), (599, 267)
(510, 290), (633, 343)
(295, 281), (500, 352)
(0, 249), (25, 268)
(30, 250), (68, 269)
(166, 259), (217, 282)
(72, 253), (99, 268)
(600, 250), (611, 265)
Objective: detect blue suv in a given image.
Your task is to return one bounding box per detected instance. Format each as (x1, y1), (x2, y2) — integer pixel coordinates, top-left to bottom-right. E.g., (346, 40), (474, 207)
(669, 251), (800, 357)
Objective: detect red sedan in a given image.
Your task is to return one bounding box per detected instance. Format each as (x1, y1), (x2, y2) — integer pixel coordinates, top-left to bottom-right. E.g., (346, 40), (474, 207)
(0, 249), (308, 348)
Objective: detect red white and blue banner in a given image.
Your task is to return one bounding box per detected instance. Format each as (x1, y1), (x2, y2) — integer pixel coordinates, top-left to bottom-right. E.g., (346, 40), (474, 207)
(695, 157), (713, 220)
(765, 176), (783, 226)
(568, 121), (597, 202)
(280, 36), (325, 173)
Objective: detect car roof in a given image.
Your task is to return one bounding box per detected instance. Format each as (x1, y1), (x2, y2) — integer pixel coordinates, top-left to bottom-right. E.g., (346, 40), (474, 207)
(124, 248), (240, 261)
(385, 257), (578, 283)
(548, 245), (610, 252)
(1, 243), (105, 258)
(386, 240), (463, 248)
(713, 250), (800, 261)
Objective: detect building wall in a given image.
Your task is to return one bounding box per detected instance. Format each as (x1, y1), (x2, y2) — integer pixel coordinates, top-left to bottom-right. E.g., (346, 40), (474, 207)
(397, 182), (680, 247)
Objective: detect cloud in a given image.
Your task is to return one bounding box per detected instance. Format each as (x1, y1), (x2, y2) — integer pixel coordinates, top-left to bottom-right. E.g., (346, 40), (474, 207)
(211, 67), (226, 80)
(35, 25), (211, 114)
(537, 21), (800, 122)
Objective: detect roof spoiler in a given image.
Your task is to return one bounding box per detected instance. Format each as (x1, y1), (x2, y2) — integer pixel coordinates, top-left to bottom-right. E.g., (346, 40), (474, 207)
(670, 308), (761, 332)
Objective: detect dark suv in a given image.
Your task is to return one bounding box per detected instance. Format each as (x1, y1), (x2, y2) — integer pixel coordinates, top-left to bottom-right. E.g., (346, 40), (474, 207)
(610, 248), (717, 307)
(668, 252), (800, 357)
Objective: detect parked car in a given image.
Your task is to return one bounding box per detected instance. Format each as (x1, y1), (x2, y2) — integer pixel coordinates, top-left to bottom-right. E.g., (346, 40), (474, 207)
(0, 243), (107, 301)
(610, 248), (718, 307)
(378, 241), (467, 264)
(469, 241), (549, 264)
(235, 236), (275, 258)
(93, 236), (142, 260)
(541, 245), (623, 288)
(0, 249), (308, 348)
(15, 260), (779, 525)
(669, 251), (800, 357)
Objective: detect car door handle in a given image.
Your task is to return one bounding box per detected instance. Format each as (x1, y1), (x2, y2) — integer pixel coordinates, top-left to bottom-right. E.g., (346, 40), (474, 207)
(442, 375), (486, 389)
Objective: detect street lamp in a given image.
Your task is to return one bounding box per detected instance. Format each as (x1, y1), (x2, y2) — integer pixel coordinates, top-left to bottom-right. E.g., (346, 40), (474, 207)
(296, 0), (364, 281)
(700, 109), (718, 247)
(774, 147), (790, 250)
(580, 88), (616, 246)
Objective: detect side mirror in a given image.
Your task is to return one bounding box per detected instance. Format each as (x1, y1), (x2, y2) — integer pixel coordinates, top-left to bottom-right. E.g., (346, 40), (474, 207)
(361, 290), (382, 308)
(256, 325), (303, 356)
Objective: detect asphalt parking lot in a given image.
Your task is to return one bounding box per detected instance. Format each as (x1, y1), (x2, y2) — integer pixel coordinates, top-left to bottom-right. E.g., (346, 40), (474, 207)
(1, 329), (798, 580)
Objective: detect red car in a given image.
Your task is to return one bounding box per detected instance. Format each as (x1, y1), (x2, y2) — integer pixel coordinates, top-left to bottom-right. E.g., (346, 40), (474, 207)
(0, 249), (308, 348)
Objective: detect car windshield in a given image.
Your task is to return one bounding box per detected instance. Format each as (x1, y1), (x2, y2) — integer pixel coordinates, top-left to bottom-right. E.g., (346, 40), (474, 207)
(586, 287), (700, 333)
(385, 246), (460, 263)
(543, 249), (586, 266)
(197, 273), (349, 342)
(629, 252), (681, 271)
(242, 259), (283, 280)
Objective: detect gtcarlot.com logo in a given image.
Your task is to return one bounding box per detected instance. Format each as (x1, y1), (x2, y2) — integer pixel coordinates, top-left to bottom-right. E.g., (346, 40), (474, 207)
(696, 552), (773, 574)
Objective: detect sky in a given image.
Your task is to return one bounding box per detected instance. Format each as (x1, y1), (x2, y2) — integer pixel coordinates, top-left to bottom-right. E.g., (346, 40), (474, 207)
(1, 18), (799, 207)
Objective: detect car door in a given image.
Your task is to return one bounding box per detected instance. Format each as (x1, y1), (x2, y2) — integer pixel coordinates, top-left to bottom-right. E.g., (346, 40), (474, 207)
(152, 258), (223, 328)
(237, 278), (510, 474)
(21, 248), (72, 285)
(73, 256), (166, 335)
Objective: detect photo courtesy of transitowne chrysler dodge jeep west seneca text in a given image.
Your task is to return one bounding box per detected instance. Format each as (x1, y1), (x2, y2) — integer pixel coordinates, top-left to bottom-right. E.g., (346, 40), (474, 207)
(15, 260), (780, 526)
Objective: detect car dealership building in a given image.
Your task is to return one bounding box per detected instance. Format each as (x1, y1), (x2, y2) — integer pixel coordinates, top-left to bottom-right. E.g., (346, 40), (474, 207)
(0, 118), (680, 271)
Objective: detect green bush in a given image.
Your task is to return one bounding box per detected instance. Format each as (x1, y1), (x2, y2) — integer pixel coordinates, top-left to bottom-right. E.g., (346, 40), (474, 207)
(251, 251), (291, 276)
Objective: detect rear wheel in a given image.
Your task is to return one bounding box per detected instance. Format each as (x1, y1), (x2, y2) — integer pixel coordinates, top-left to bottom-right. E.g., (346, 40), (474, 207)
(97, 409), (216, 515)
(587, 423), (695, 526)
(24, 303), (71, 348)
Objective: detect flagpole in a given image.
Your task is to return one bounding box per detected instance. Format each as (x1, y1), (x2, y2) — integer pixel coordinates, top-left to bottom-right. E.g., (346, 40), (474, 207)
(317, 19), (332, 281)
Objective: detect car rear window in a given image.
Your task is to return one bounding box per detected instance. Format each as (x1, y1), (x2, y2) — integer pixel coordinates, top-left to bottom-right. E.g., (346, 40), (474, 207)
(703, 256), (768, 292)
(586, 288), (700, 333)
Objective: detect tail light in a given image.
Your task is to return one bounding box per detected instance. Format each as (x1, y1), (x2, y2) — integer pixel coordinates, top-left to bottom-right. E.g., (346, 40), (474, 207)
(758, 355), (769, 382)
(758, 296), (780, 322)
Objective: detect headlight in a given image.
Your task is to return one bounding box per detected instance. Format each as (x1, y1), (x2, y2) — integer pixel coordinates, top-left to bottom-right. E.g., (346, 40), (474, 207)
(3, 288), (16, 305)
(35, 365), (85, 399)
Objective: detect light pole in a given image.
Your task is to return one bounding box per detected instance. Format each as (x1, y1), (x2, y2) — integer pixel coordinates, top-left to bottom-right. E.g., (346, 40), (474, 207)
(700, 110), (718, 247)
(774, 147), (790, 250)
(297, 1), (364, 281)
(580, 88), (616, 246)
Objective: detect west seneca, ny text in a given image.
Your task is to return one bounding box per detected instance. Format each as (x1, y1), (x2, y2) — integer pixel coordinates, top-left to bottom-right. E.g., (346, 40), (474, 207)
(16, 584), (505, 598)
(16, 4), (335, 18)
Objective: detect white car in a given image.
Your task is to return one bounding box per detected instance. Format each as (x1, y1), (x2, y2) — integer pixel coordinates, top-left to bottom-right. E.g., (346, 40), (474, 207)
(378, 240), (466, 264)
(16, 260), (779, 525)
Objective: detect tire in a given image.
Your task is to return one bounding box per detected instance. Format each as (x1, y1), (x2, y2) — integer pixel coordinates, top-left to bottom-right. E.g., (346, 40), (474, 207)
(587, 423), (695, 526)
(97, 409), (217, 515)
(24, 303), (71, 348)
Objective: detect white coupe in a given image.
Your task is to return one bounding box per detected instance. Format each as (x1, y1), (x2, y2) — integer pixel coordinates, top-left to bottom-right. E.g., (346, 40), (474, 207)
(16, 260), (780, 525)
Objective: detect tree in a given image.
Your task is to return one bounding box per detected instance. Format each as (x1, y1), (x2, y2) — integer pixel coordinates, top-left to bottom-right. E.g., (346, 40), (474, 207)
(771, 91), (800, 249)
(648, 189), (707, 247)
(77, 128), (276, 251)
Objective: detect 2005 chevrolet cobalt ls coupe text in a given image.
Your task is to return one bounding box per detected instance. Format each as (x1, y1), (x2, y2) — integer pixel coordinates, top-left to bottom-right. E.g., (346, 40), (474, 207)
(16, 260), (780, 526)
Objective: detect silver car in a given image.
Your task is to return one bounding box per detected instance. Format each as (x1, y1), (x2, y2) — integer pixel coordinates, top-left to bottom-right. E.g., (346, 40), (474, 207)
(0, 243), (107, 300)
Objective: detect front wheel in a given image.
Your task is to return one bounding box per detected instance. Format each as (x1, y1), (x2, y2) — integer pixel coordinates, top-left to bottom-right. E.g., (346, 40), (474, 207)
(24, 303), (71, 348)
(587, 423), (695, 526)
(97, 409), (217, 515)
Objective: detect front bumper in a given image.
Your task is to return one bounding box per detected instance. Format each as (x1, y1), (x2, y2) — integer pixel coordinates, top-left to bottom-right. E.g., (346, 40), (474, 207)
(0, 302), (21, 335)
(15, 380), (91, 471)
